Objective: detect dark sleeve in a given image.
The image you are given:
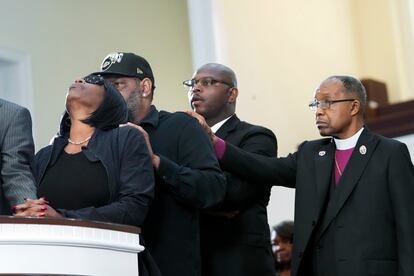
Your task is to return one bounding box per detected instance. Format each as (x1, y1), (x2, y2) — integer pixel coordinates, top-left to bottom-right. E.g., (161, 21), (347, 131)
(60, 129), (155, 227)
(156, 118), (226, 209)
(219, 127), (277, 211)
(33, 146), (49, 184)
(387, 142), (414, 276)
(1, 106), (37, 205)
(220, 140), (300, 188)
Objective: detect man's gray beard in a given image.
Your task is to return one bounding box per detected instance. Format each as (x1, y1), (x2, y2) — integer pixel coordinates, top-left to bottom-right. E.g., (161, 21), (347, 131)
(126, 91), (140, 122)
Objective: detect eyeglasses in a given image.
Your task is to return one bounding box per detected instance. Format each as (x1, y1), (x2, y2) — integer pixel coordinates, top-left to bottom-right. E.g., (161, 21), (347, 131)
(309, 99), (355, 111)
(183, 77), (232, 89)
(84, 74), (105, 85)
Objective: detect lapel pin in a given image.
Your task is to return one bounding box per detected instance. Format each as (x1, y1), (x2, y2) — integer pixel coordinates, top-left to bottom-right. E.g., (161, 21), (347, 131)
(319, 150), (326, 156)
(359, 145), (367, 155)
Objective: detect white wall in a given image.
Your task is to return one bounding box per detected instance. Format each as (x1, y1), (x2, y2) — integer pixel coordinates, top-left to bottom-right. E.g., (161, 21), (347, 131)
(352, 0), (414, 102)
(0, 49), (34, 116)
(0, 0), (193, 149)
(396, 134), (414, 159)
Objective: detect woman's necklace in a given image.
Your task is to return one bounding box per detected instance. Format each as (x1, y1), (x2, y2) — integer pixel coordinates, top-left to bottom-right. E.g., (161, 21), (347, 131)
(68, 135), (92, 145)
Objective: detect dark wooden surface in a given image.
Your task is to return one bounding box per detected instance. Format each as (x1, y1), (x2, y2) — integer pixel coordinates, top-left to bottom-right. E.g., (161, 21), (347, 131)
(362, 78), (414, 138)
(366, 99), (414, 138)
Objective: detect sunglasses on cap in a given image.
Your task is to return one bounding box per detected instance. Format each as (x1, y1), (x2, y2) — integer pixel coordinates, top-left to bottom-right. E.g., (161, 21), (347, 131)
(84, 74), (105, 85)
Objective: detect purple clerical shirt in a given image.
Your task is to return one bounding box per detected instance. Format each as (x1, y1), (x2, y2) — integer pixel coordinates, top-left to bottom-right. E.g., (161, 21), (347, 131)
(214, 137), (226, 160)
(334, 148), (354, 184)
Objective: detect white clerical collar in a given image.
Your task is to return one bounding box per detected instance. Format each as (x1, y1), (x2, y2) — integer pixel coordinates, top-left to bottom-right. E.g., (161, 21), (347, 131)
(334, 127), (364, 150)
(211, 115), (234, 134)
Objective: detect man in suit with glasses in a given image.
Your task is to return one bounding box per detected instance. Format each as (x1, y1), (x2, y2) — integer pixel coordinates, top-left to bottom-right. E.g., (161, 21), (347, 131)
(186, 63), (277, 276)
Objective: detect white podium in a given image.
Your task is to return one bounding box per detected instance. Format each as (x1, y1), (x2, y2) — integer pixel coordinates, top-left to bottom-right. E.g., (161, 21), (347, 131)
(0, 216), (144, 275)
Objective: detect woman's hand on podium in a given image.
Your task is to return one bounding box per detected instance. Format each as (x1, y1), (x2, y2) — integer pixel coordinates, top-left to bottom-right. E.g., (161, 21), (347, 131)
(13, 198), (63, 218)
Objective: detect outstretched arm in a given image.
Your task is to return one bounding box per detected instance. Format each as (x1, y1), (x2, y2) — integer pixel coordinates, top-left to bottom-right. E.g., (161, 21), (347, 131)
(186, 110), (296, 188)
(219, 140), (297, 188)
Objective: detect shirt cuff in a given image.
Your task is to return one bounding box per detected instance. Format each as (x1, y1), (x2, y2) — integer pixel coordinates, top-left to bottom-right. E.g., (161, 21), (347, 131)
(156, 154), (179, 185)
(214, 137), (226, 160)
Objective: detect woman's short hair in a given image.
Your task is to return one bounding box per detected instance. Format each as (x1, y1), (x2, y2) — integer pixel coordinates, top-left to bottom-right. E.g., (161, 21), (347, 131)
(59, 74), (128, 135)
(273, 220), (294, 243)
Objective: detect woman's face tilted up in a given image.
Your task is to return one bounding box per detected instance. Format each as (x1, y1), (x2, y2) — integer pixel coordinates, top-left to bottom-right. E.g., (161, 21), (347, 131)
(66, 75), (105, 119)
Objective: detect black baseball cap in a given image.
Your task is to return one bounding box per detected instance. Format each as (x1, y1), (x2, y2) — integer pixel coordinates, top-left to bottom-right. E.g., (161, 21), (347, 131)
(97, 52), (155, 86)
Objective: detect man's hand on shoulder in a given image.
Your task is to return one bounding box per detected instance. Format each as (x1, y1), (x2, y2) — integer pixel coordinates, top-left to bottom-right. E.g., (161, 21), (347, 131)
(185, 111), (217, 145)
(120, 122), (160, 169)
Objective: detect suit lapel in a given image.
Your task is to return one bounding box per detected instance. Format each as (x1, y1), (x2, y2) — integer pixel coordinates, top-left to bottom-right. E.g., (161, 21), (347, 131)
(314, 140), (335, 217)
(215, 115), (239, 140)
(318, 128), (379, 237)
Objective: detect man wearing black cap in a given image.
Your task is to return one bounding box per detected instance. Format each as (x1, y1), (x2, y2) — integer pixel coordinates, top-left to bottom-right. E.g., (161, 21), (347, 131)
(96, 52), (226, 276)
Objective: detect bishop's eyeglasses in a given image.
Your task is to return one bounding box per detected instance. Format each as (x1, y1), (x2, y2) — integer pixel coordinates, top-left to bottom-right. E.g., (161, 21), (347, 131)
(308, 99), (355, 111)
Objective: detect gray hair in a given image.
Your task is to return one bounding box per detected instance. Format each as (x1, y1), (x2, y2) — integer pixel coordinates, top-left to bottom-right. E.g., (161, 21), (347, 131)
(327, 75), (367, 108)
